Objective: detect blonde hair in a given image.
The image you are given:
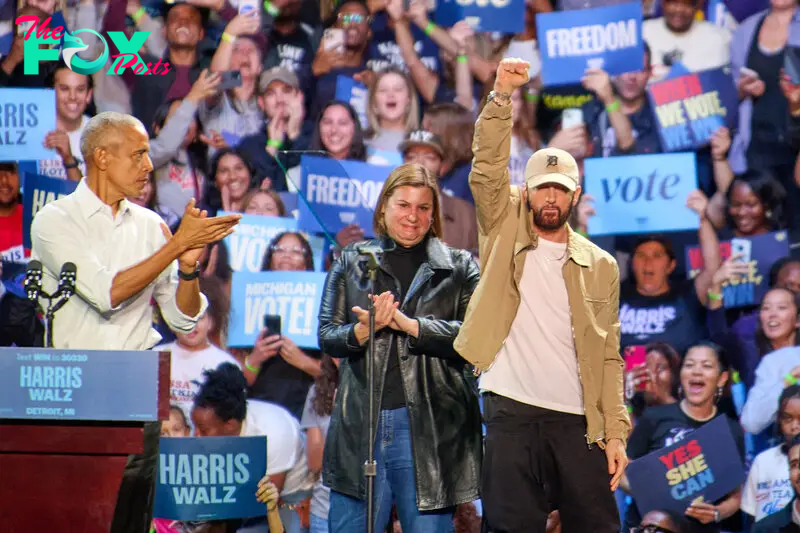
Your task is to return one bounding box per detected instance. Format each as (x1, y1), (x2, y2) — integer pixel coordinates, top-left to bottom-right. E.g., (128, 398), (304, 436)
(240, 189), (287, 217)
(373, 163), (443, 239)
(366, 67), (420, 137)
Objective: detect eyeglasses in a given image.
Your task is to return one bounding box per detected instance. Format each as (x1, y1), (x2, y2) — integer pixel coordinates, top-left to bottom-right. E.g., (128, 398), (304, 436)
(337, 13), (366, 25)
(271, 245), (307, 257)
(631, 526), (677, 533)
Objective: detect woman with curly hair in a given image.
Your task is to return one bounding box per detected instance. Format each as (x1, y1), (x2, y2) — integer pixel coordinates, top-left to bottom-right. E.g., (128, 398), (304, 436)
(300, 355), (340, 533)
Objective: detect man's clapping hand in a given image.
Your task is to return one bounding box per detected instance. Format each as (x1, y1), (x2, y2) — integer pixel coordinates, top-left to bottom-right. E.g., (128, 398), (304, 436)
(170, 199), (241, 266)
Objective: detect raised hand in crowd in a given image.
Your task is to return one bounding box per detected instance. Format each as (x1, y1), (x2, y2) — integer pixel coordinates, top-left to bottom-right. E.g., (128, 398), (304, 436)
(707, 254), (753, 310)
(367, 0), (388, 13)
(353, 69), (377, 88)
(286, 90), (306, 140)
(249, 328), (283, 366)
(169, 199), (241, 266)
(199, 129), (229, 150)
(737, 69), (765, 100)
(311, 39), (349, 77)
(43, 130), (80, 180)
(448, 20), (476, 55)
(548, 126), (587, 159)
(780, 70), (800, 115)
(710, 126), (731, 161)
(185, 69), (223, 104)
(220, 182), (233, 212)
(385, 0), (406, 22)
(225, 11), (262, 39)
(581, 67), (614, 106)
(1, 33), (25, 76)
(685, 189), (710, 219)
(336, 223), (365, 248)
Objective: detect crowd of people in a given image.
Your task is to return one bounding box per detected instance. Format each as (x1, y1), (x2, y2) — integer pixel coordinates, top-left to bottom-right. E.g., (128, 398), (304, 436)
(2, 0), (800, 531)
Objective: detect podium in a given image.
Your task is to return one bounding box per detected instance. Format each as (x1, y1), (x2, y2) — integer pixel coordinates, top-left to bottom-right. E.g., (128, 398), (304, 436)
(0, 348), (170, 533)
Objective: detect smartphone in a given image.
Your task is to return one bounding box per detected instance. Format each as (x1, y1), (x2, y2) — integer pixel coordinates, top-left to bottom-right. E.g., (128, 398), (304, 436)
(238, 0), (258, 14)
(323, 28), (345, 54)
(561, 108), (584, 129)
(785, 48), (800, 85)
(624, 346), (647, 392)
(739, 66), (760, 80)
(263, 314), (282, 337)
(731, 238), (752, 264)
(219, 70), (242, 90)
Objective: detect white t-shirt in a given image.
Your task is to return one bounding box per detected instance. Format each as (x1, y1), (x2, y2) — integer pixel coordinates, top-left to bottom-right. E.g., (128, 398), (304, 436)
(156, 342), (240, 422)
(643, 19), (731, 83)
(36, 115), (89, 179)
(480, 238), (584, 414)
(241, 399), (311, 497)
(741, 445), (793, 521)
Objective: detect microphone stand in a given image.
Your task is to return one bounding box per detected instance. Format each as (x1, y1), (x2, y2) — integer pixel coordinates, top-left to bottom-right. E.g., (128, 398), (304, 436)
(359, 248), (382, 533)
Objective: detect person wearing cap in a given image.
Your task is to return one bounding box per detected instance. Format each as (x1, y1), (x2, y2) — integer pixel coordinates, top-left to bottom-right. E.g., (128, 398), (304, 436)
(238, 66), (314, 192)
(399, 130), (478, 254)
(453, 58), (629, 533)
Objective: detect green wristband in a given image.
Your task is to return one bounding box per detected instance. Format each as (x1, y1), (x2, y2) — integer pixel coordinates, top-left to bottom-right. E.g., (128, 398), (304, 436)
(707, 290), (722, 301)
(263, 0), (279, 16)
(424, 21), (435, 35)
(605, 99), (621, 113)
(456, 55), (468, 64)
(267, 139), (283, 149)
(132, 6), (146, 23)
(525, 91), (539, 103)
(786, 374), (799, 386)
(245, 356), (259, 373)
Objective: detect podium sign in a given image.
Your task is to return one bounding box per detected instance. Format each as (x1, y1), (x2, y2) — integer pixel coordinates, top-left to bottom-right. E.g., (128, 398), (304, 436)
(0, 347), (160, 421)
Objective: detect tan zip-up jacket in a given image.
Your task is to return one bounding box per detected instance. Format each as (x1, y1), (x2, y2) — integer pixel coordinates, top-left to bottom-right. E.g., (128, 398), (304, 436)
(453, 99), (631, 446)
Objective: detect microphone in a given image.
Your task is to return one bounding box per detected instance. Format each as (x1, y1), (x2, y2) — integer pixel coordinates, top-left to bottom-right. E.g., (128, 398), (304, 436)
(55, 262), (77, 299)
(24, 260), (44, 302)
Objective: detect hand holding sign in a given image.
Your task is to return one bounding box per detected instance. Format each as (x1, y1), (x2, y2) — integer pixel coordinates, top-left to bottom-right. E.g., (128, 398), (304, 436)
(581, 68), (614, 105)
(43, 129), (74, 163)
(495, 58), (530, 95)
(685, 499), (720, 525)
(709, 126), (730, 161)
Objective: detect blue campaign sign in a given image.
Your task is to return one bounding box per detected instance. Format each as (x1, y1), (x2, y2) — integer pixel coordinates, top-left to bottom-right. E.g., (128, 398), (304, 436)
(298, 155), (391, 237)
(536, 2), (644, 87)
(585, 152), (700, 236)
(435, 0), (525, 33)
(334, 75), (368, 129)
(627, 417), (745, 516)
(686, 231), (790, 309)
(154, 436), (268, 521)
(0, 88), (58, 162)
(648, 68), (739, 152)
(228, 271), (327, 349)
(0, 347), (159, 421)
(221, 212), (327, 273)
(21, 172), (77, 249)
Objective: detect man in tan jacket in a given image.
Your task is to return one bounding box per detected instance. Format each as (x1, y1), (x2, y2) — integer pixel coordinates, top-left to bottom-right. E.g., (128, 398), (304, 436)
(454, 58), (630, 533)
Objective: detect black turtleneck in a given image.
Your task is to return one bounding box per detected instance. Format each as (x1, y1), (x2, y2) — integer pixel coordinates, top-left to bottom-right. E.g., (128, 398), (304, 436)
(381, 236), (428, 410)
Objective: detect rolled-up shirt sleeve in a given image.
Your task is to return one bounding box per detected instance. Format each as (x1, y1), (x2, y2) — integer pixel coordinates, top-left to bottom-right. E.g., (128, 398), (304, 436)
(152, 260), (208, 334)
(31, 205), (121, 315)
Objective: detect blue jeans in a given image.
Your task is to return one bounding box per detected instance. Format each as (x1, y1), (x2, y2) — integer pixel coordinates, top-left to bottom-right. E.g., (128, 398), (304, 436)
(329, 408), (454, 533)
(310, 513), (329, 533)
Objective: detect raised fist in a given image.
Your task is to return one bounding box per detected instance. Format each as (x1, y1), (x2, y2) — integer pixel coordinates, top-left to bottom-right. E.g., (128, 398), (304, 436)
(495, 58), (530, 94)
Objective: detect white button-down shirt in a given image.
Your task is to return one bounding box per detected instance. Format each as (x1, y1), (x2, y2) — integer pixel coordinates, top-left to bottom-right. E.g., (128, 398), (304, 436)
(30, 179), (207, 350)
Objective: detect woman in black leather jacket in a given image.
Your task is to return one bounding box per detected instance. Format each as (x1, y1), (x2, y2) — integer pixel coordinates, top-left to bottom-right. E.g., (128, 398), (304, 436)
(318, 163), (482, 533)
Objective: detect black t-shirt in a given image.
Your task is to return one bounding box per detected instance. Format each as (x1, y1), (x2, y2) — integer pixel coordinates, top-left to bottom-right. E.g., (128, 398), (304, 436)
(625, 403), (746, 532)
(619, 280), (708, 356)
(248, 349), (320, 420)
(265, 25), (317, 97)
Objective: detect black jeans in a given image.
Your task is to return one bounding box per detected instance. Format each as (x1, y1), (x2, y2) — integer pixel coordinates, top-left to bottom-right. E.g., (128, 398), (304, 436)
(481, 394), (620, 533)
(109, 421), (161, 533)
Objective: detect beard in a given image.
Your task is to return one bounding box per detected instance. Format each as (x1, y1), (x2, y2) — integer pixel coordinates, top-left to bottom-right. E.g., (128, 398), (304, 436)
(532, 201), (574, 231)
